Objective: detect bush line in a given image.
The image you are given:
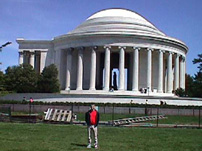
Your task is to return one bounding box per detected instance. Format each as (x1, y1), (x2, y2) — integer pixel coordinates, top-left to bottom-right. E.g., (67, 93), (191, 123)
(0, 100), (200, 109)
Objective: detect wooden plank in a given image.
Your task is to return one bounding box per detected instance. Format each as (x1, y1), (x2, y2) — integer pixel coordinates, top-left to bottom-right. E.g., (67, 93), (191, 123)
(44, 108), (50, 120)
(52, 109), (58, 121)
(47, 109), (53, 120)
(57, 110), (63, 121)
(113, 115), (167, 126)
(61, 110), (68, 121)
(66, 110), (72, 122)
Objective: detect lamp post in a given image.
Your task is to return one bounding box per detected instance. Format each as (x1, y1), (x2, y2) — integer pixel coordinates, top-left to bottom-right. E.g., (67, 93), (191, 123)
(0, 42), (12, 52)
(29, 97), (34, 123)
(0, 42), (12, 65)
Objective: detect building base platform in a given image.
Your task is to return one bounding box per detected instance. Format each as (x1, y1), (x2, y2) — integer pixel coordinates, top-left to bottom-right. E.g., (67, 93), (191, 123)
(0, 93), (202, 106)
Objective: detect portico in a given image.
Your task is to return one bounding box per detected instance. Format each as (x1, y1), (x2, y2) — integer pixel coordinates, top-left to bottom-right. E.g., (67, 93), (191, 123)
(18, 49), (48, 73)
(54, 46), (186, 95)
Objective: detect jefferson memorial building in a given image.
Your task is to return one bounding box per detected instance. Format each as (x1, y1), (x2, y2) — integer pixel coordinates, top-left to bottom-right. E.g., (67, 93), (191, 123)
(17, 8), (188, 96)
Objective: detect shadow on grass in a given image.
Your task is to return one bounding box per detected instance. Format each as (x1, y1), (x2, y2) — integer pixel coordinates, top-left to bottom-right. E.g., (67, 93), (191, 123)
(71, 143), (87, 148)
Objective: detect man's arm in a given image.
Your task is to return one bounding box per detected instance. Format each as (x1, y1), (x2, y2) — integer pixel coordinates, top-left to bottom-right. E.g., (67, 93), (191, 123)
(95, 112), (99, 127)
(85, 112), (90, 126)
(85, 112), (88, 123)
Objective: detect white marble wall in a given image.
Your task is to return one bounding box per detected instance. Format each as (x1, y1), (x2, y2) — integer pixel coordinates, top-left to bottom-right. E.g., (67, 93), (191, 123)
(70, 50), (78, 90)
(152, 51), (159, 91)
(83, 49), (91, 89)
(139, 50), (147, 89)
(59, 50), (67, 89)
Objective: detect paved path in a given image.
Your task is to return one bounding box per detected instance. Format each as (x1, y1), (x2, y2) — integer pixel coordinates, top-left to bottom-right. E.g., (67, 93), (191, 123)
(1, 93), (202, 106)
(35, 97), (202, 106)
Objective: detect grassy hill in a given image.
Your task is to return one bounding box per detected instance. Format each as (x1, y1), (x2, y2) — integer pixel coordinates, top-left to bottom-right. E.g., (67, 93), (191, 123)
(0, 123), (201, 151)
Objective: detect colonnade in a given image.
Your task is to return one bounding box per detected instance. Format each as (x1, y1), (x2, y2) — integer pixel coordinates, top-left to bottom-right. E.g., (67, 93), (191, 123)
(18, 50), (47, 73)
(63, 46), (186, 94)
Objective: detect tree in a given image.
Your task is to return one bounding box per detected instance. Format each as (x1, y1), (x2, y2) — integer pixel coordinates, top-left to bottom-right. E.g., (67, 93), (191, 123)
(37, 64), (60, 93)
(185, 74), (194, 97)
(175, 88), (186, 97)
(191, 53), (202, 97)
(192, 72), (202, 97)
(4, 64), (38, 93)
(0, 71), (5, 91)
(193, 53), (202, 72)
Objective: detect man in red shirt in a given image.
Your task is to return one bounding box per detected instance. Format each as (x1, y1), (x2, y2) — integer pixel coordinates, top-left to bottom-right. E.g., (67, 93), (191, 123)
(85, 104), (99, 149)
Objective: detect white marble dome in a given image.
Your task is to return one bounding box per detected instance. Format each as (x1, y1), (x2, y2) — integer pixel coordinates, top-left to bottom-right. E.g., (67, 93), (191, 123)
(68, 8), (165, 37)
(87, 8), (148, 20)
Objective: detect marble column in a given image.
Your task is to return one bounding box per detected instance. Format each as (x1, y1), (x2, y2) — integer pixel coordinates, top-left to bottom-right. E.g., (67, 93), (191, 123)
(174, 54), (180, 90)
(89, 47), (97, 90)
(118, 46), (126, 91)
(76, 48), (84, 90)
(55, 49), (61, 79)
(19, 52), (24, 65)
(132, 47), (140, 92)
(24, 52), (28, 64)
(158, 50), (164, 93)
(65, 48), (73, 90)
(167, 52), (173, 93)
(183, 59), (186, 89)
(40, 51), (47, 73)
(147, 48), (152, 92)
(180, 57), (184, 88)
(103, 46), (111, 91)
(30, 51), (35, 68)
(180, 57), (185, 89)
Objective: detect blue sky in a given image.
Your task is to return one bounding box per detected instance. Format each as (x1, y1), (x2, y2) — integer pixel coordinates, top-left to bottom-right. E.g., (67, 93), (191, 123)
(0, 0), (202, 75)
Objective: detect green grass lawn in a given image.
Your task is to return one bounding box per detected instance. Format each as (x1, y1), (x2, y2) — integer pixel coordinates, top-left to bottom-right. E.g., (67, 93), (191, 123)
(0, 122), (201, 151)
(10, 111), (201, 125)
(152, 115), (200, 125)
(76, 113), (201, 125)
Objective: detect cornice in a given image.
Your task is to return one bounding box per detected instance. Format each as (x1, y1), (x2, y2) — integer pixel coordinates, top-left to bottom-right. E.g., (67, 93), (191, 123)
(16, 38), (53, 45)
(53, 32), (188, 53)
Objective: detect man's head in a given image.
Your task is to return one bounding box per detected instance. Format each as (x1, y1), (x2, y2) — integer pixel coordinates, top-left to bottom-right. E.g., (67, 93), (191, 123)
(91, 104), (96, 110)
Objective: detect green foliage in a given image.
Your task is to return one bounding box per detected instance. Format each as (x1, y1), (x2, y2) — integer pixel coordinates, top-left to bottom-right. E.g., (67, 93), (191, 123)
(175, 88), (186, 97)
(37, 64), (60, 93)
(192, 54), (202, 97)
(0, 100), (200, 109)
(0, 71), (5, 91)
(193, 53), (202, 72)
(4, 64), (38, 93)
(2, 64), (60, 93)
(185, 74), (194, 97)
(185, 54), (202, 98)
(192, 71), (202, 97)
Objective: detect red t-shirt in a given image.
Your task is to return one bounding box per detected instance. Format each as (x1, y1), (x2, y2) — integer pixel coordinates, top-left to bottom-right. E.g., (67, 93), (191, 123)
(90, 110), (97, 125)
(30, 99), (34, 103)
